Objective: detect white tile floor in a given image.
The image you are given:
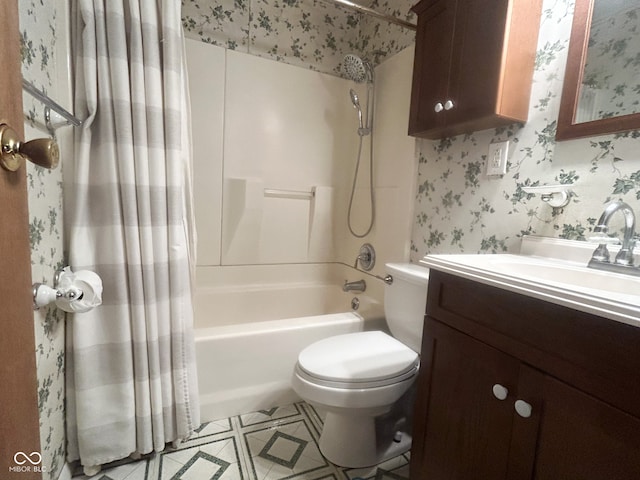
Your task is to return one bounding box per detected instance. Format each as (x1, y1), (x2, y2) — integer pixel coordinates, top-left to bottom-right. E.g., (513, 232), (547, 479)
(72, 402), (411, 480)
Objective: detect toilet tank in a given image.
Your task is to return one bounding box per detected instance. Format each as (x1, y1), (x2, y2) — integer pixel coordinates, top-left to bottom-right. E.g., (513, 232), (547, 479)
(384, 263), (429, 353)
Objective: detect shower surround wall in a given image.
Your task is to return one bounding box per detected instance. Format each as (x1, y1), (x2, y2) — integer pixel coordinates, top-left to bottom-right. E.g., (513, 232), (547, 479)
(186, 39), (416, 281)
(188, 40), (350, 267)
(184, 0), (418, 281)
(19, 1), (72, 479)
(410, 0), (640, 259)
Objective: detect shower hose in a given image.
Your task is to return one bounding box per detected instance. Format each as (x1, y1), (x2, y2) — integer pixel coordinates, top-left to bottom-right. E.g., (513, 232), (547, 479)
(347, 132), (375, 238)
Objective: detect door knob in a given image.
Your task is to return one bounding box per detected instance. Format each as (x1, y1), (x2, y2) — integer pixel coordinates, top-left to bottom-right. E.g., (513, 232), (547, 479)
(515, 399), (533, 418)
(492, 384), (509, 400)
(444, 100), (454, 110)
(434, 102), (444, 113)
(0, 124), (59, 172)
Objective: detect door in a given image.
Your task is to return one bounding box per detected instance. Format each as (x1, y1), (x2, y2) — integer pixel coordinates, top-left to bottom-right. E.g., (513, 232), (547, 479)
(408, 0), (457, 135)
(410, 318), (520, 480)
(532, 374), (640, 479)
(0, 0), (43, 478)
(445, 0), (507, 126)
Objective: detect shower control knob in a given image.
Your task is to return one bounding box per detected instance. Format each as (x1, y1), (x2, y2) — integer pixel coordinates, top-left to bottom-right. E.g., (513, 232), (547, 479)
(434, 102), (444, 113)
(444, 100), (454, 110)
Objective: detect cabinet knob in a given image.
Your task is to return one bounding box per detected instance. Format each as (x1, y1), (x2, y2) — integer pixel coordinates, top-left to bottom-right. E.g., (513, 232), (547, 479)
(444, 100), (454, 110)
(515, 399), (533, 418)
(434, 102), (444, 113)
(492, 384), (509, 400)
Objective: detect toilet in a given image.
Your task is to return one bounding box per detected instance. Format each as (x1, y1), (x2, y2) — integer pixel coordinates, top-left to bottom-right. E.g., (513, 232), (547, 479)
(292, 263), (429, 467)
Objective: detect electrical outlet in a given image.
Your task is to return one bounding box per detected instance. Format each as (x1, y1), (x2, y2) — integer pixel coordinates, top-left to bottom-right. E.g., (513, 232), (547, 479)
(486, 141), (509, 176)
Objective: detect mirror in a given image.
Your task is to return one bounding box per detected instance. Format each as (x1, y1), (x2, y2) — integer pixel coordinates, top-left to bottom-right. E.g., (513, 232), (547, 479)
(556, 0), (640, 140)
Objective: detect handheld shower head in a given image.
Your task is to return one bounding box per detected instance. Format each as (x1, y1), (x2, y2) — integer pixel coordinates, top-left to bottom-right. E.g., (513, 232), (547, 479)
(349, 88), (360, 108)
(342, 54), (374, 84)
(349, 88), (364, 127)
(349, 89), (368, 135)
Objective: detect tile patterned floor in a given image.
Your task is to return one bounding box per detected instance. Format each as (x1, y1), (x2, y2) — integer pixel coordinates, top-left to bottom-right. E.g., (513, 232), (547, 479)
(73, 402), (410, 480)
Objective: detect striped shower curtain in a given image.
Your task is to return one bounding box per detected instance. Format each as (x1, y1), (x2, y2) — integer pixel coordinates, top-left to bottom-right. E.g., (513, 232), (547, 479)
(65, 0), (200, 470)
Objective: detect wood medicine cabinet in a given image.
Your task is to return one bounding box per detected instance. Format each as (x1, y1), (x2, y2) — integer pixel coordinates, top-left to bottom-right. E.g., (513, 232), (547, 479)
(408, 0), (542, 139)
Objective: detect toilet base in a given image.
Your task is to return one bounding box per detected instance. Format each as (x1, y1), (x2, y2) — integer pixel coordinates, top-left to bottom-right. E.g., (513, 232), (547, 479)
(318, 410), (412, 468)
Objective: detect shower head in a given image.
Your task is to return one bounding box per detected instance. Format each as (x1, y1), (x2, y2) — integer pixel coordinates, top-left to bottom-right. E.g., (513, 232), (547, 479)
(342, 54), (374, 84)
(349, 88), (364, 130)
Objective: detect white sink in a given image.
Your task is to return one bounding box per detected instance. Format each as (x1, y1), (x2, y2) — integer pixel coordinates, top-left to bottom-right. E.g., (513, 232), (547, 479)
(420, 237), (640, 328)
(448, 254), (640, 297)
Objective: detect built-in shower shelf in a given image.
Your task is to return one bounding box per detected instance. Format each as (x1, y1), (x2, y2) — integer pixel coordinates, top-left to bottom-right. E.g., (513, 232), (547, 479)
(264, 188), (315, 200)
(222, 178), (334, 264)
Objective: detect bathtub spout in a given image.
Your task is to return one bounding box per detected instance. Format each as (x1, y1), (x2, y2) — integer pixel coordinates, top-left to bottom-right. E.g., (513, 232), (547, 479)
(343, 279), (366, 293)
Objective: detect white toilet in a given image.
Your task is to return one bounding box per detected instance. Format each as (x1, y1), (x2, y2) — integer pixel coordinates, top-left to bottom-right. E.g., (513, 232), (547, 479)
(292, 263), (429, 468)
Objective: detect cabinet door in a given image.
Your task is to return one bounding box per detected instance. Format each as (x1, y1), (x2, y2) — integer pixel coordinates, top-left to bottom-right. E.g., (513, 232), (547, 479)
(445, 0), (508, 127)
(531, 374), (640, 479)
(411, 318), (520, 480)
(408, 0), (456, 135)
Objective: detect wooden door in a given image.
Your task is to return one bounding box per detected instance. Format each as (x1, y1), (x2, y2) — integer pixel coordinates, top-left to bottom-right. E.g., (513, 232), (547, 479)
(531, 374), (640, 479)
(408, 0), (456, 136)
(445, 0), (507, 126)
(0, 0), (43, 479)
(410, 318), (520, 480)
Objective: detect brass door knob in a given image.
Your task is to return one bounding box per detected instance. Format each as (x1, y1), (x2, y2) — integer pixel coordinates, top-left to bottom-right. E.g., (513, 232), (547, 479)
(0, 124), (60, 172)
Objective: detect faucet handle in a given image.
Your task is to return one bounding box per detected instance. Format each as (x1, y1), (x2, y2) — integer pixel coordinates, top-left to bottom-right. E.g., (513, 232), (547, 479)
(590, 244), (610, 263)
(588, 234), (620, 263)
(615, 239), (636, 266)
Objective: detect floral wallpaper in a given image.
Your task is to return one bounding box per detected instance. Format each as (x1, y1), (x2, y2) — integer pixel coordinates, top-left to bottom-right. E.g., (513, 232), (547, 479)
(19, 1), (67, 479)
(181, 0), (416, 76)
(410, 0), (640, 260)
(357, 0), (416, 65)
(581, 2), (640, 120)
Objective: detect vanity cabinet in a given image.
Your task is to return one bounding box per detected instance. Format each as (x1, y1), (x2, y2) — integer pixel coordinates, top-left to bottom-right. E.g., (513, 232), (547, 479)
(410, 271), (640, 479)
(408, 0), (542, 139)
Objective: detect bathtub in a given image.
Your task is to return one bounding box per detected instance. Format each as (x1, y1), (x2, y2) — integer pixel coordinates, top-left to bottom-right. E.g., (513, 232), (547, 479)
(194, 263), (386, 422)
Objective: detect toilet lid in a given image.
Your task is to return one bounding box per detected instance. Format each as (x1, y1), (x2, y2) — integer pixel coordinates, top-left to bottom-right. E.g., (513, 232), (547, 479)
(297, 331), (419, 385)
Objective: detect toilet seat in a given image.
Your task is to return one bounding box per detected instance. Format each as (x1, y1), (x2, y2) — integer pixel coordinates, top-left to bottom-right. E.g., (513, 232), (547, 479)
(296, 331), (419, 389)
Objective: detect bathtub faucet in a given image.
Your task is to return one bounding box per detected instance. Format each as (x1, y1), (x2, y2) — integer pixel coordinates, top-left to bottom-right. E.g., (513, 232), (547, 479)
(343, 279), (366, 293)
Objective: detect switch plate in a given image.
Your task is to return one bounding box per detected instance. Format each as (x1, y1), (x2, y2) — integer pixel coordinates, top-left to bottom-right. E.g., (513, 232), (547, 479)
(486, 141), (509, 176)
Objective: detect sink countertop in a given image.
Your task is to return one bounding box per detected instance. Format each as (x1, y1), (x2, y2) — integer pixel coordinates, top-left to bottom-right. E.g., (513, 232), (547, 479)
(420, 236), (640, 329)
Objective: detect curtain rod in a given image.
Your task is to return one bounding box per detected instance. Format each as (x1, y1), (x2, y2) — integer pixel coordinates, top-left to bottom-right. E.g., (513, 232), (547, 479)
(22, 79), (82, 127)
(322, 0), (417, 30)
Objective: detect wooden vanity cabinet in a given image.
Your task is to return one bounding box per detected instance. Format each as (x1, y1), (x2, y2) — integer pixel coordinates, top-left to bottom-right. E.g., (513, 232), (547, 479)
(408, 0), (542, 139)
(410, 270), (640, 480)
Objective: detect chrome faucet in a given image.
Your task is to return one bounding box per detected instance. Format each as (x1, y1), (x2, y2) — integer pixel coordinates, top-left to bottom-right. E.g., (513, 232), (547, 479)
(343, 279), (366, 293)
(588, 201), (638, 275)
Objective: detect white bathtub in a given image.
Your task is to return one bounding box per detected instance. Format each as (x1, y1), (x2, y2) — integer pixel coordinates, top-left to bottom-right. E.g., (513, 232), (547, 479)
(194, 263), (386, 422)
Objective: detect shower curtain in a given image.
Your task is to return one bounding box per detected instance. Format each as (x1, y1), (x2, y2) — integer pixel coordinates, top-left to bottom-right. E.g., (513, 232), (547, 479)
(66, 0), (200, 469)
